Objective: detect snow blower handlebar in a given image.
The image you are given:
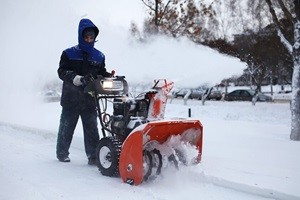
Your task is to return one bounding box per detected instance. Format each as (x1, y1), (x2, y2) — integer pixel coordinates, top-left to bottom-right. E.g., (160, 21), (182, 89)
(84, 75), (128, 97)
(83, 75), (129, 138)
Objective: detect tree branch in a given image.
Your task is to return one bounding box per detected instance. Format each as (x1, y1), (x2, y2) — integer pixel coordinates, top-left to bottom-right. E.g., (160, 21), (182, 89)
(141, 0), (156, 11)
(158, 0), (172, 25)
(278, 31), (293, 53)
(265, 0), (293, 54)
(277, 0), (296, 23)
(265, 0), (284, 32)
(295, 0), (300, 20)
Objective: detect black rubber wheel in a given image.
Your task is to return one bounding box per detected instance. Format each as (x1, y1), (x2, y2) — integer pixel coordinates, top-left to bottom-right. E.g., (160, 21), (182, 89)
(96, 137), (122, 177)
(152, 149), (163, 175)
(143, 150), (153, 181)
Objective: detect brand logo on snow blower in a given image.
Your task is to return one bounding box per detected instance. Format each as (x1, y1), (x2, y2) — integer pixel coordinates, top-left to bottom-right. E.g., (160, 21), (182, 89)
(127, 164), (133, 172)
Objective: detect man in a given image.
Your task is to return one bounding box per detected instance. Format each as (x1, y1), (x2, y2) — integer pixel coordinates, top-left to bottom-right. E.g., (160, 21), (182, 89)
(56, 19), (111, 165)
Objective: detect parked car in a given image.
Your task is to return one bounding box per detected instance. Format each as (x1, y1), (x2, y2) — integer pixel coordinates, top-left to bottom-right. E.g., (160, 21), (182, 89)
(172, 88), (222, 100)
(207, 88), (222, 100)
(224, 89), (272, 102)
(190, 89), (205, 99)
(190, 87), (222, 100)
(172, 89), (191, 98)
(172, 88), (206, 99)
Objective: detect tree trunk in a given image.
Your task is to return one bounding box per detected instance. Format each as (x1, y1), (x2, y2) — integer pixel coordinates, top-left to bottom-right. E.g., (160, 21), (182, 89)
(269, 76), (273, 96)
(155, 0), (159, 26)
(290, 21), (300, 140)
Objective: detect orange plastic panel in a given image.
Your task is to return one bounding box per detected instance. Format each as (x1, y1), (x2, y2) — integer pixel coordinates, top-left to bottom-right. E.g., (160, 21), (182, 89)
(119, 119), (203, 185)
(119, 130), (143, 185)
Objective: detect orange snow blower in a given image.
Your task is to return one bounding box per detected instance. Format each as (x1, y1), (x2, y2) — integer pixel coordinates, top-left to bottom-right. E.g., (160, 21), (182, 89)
(84, 75), (203, 185)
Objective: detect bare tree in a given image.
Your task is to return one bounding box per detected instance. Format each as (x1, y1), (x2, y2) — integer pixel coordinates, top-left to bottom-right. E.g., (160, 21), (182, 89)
(141, 0), (173, 33)
(136, 0), (216, 42)
(265, 0), (300, 140)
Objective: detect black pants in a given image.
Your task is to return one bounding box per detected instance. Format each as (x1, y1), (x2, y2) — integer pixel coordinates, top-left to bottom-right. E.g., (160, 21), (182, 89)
(56, 106), (99, 160)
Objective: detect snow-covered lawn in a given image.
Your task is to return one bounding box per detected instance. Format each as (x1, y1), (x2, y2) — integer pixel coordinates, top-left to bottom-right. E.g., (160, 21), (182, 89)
(0, 99), (298, 200)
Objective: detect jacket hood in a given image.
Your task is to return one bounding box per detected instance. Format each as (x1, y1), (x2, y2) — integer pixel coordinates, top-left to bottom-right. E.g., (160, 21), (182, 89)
(78, 19), (99, 54)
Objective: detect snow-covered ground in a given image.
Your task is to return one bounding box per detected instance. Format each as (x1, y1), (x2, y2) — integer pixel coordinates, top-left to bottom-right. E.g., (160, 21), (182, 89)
(0, 98), (298, 200)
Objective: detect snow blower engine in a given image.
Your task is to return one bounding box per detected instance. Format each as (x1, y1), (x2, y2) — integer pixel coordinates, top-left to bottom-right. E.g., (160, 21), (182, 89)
(84, 75), (203, 185)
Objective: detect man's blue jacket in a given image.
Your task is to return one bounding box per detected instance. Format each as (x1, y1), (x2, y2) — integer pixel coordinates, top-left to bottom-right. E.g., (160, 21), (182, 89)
(58, 19), (111, 109)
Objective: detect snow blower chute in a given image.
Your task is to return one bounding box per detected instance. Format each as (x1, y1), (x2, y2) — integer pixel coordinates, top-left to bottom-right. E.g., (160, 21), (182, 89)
(84, 75), (203, 185)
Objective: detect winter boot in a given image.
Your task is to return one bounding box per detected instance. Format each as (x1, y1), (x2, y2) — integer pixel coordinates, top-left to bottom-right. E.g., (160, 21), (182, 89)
(58, 156), (71, 162)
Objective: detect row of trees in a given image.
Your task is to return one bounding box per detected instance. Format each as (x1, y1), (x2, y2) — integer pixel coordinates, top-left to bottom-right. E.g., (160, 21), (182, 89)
(130, 0), (300, 140)
(131, 1), (292, 90)
(221, 20), (293, 91)
(131, 0), (214, 42)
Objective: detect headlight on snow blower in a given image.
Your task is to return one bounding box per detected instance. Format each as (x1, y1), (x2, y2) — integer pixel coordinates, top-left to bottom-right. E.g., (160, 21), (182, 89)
(101, 80), (124, 91)
(83, 76), (128, 96)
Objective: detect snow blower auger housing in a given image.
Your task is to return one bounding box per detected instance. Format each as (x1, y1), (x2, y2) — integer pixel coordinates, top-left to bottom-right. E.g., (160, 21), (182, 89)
(84, 75), (203, 185)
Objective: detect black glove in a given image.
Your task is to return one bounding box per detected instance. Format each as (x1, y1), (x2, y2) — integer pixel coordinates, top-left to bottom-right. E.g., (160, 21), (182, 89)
(80, 74), (95, 87)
